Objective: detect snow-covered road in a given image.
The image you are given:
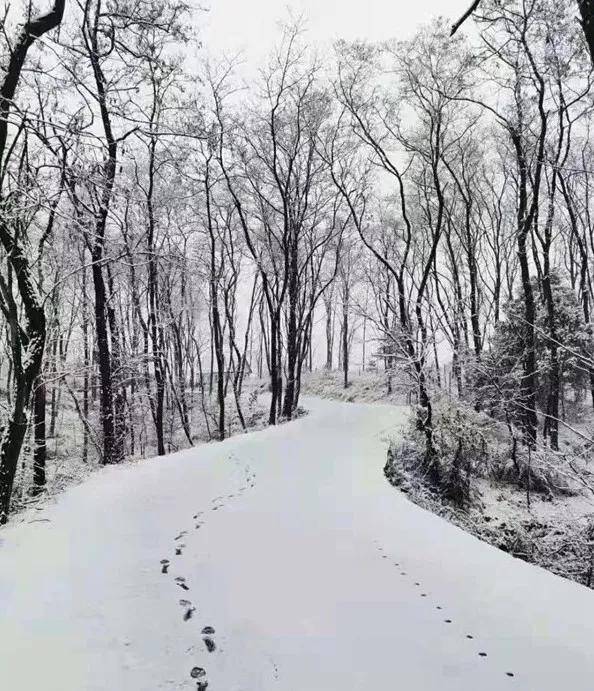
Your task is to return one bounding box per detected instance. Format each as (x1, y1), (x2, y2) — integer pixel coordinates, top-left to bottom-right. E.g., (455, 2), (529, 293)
(2, 397), (594, 690)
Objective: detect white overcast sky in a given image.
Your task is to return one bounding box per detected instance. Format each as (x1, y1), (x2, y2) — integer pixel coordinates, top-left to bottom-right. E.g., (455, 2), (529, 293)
(200, 0), (471, 64)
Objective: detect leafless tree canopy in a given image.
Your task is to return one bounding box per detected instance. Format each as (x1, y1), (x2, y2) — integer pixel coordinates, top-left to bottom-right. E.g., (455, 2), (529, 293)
(0, 0), (593, 526)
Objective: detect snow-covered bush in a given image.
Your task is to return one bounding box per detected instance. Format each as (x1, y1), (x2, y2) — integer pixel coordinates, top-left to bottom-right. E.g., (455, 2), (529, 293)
(386, 393), (585, 509)
(386, 397), (500, 508)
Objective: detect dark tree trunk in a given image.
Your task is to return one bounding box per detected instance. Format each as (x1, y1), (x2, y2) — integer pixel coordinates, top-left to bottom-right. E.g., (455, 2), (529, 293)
(325, 296), (333, 370)
(0, 239), (47, 522)
(517, 232), (539, 446)
(48, 333), (59, 437)
(205, 163), (226, 440)
(87, 0), (119, 464)
(282, 237), (298, 418)
(542, 271), (560, 451)
(146, 135), (166, 456)
(0, 0), (64, 522)
(578, 0), (594, 65)
(510, 119), (543, 448)
(268, 313), (280, 425)
(105, 266), (126, 462)
(32, 378), (47, 493)
(82, 261), (90, 463)
(342, 283), (349, 389)
(92, 259), (115, 463)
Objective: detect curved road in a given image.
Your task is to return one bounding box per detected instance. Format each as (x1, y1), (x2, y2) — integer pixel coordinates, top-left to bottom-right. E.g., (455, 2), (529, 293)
(1, 398), (594, 690)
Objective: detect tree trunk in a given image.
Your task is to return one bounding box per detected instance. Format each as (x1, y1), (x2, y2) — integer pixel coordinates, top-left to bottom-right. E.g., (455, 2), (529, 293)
(31, 378), (47, 493)
(282, 237), (299, 418)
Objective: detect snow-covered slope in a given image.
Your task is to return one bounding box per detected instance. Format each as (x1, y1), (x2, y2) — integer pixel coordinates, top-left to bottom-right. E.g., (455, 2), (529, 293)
(1, 397), (594, 690)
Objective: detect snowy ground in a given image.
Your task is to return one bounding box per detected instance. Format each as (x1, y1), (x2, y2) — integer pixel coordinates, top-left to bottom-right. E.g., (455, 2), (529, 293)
(9, 384), (269, 518)
(301, 368), (406, 404)
(307, 370), (594, 586)
(2, 397), (594, 690)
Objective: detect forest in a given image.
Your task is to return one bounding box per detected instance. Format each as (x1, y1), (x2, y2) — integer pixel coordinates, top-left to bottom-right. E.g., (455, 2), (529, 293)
(1, 0), (594, 546)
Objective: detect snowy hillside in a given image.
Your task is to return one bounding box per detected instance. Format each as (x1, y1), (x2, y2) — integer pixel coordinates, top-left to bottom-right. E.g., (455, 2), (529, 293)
(2, 397), (594, 691)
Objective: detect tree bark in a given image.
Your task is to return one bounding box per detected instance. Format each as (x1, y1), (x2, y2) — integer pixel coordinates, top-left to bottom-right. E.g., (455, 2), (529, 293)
(0, 0), (65, 523)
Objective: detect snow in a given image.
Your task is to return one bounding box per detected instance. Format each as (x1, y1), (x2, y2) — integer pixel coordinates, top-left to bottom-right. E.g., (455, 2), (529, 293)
(2, 397), (594, 690)
(475, 475), (594, 529)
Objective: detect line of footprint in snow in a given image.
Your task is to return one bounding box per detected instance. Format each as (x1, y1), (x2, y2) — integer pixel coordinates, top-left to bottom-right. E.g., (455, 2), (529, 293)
(375, 543), (516, 680)
(160, 456), (258, 690)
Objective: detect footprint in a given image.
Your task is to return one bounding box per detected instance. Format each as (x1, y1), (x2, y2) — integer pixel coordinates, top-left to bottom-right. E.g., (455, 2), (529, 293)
(466, 635), (474, 639)
(478, 652), (487, 657)
(506, 672), (514, 677)
(179, 599), (196, 621)
(175, 546), (184, 555)
(203, 637), (216, 653)
(175, 576), (190, 591)
(174, 531), (187, 541)
(444, 619), (452, 624)
(190, 666), (208, 690)
(160, 559), (170, 574)
(201, 625), (216, 652)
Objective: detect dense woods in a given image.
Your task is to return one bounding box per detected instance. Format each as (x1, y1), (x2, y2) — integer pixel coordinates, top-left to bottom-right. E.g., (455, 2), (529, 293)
(1, 0), (594, 527)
